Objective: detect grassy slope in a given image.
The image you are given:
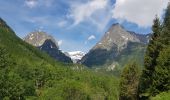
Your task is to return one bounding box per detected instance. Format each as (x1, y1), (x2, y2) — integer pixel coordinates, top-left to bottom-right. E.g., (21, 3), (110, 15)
(0, 19), (119, 100)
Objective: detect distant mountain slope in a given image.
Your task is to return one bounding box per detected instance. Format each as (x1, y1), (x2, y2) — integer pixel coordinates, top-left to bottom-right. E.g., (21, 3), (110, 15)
(80, 23), (149, 68)
(0, 18), (119, 99)
(24, 31), (72, 63)
(39, 39), (73, 63)
(129, 31), (150, 44)
(0, 19), (58, 66)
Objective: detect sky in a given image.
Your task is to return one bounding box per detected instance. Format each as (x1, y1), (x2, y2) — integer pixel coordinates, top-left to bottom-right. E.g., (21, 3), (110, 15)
(0, 0), (169, 53)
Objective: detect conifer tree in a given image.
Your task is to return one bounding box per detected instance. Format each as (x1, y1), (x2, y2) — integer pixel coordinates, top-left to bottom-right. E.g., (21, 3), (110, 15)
(162, 4), (170, 46)
(164, 3), (170, 30)
(119, 61), (140, 100)
(150, 3), (170, 95)
(139, 4), (170, 99)
(139, 16), (162, 99)
(152, 47), (170, 93)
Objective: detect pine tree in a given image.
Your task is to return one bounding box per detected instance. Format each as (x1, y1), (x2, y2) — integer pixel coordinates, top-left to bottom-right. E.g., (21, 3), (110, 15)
(164, 3), (170, 30)
(150, 3), (170, 95)
(152, 47), (170, 93)
(119, 61), (140, 100)
(139, 4), (170, 99)
(139, 16), (162, 99)
(162, 4), (170, 46)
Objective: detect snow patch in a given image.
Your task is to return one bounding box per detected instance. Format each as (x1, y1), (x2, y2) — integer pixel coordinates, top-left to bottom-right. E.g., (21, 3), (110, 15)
(122, 35), (129, 41)
(68, 51), (85, 63)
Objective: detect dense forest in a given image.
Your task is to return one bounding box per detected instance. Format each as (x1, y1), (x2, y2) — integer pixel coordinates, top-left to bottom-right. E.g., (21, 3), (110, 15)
(0, 3), (170, 100)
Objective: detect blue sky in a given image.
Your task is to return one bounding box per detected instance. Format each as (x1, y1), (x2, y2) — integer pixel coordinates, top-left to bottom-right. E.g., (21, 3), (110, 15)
(0, 0), (168, 52)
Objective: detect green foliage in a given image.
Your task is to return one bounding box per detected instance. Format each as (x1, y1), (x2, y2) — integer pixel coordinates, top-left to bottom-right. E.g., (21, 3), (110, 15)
(139, 17), (162, 99)
(116, 42), (146, 68)
(0, 70), (25, 100)
(139, 4), (170, 99)
(0, 47), (11, 68)
(151, 91), (170, 100)
(0, 18), (119, 100)
(119, 61), (140, 100)
(152, 47), (170, 93)
(164, 4), (170, 30)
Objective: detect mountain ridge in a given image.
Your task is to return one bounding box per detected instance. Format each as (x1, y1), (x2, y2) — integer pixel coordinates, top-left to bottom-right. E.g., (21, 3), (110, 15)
(0, 18), (119, 99)
(24, 31), (58, 47)
(24, 31), (72, 63)
(80, 23), (149, 68)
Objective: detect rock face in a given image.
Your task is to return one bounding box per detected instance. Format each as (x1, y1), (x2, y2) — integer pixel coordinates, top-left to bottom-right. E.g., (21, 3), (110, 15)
(24, 31), (72, 63)
(129, 31), (150, 44)
(39, 39), (72, 63)
(67, 51), (85, 63)
(80, 23), (149, 68)
(92, 24), (140, 51)
(24, 31), (58, 47)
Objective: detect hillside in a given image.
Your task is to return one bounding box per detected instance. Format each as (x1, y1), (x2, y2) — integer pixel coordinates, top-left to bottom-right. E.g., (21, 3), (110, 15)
(0, 18), (119, 100)
(80, 24), (148, 69)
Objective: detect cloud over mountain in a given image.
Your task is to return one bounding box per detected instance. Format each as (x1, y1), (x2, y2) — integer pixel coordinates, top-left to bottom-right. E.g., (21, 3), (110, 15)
(112, 0), (169, 27)
(25, 0), (38, 8)
(68, 0), (112, 30)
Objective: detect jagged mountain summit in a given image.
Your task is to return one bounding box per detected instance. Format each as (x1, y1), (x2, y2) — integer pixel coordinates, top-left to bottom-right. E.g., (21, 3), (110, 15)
(80, 23), (149, 68)
(92, 23), (140, 51)
(128, 31), (150, 44)
(24, 31), (58, 47)
(24, 31), (72, 63)
(67, 51), (85, 63)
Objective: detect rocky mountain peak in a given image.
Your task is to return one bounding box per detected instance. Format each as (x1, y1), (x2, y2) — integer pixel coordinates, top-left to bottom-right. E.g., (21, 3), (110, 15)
(93, 23), (140, 51)
(39, 39), (58, 49)
(111, 23), (123, 29)
(24, 31), (58, 47)
(24, 31), (73, 63)
(80, 23), (149, 67)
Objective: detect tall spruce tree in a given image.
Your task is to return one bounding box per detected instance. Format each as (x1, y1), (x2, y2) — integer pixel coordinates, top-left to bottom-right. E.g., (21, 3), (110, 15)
(150, 3), (170, 95)
(152, 47), (170, 93)
(162, 3), (170, 46)
(119, 61), (140, 100)
(139, 16), (162, 99)
(164, 3), (170, 30)
(139, 4), (170, 99)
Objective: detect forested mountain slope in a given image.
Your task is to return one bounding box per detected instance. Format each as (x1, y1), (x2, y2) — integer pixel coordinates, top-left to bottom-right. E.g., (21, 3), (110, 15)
(0, 18), (119, 100)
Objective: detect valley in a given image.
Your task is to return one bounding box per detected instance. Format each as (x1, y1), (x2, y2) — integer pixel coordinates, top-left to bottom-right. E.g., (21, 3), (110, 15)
(0, 1), (170, 100)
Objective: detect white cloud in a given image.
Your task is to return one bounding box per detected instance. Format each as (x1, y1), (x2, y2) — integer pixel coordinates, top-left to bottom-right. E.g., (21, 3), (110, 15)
(58, 40), (63, 46)
(24, 16), (50, 25)
(112, 0), (169, 27)
(88, 35), (96, 41)
(85, 35), (96, 44)
(68, 0), (112, 30)
(57, 20), (67, 27)
(25, 0), (54, 8)
(23, 16), (63, 29)
(25, 0), (38, 8)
